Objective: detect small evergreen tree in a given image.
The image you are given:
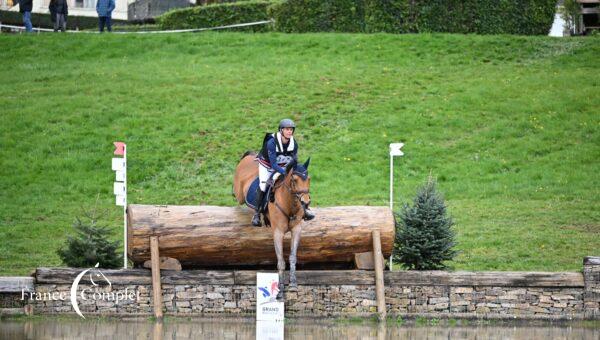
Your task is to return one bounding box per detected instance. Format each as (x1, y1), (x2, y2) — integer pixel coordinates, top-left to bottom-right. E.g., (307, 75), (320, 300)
(57, 200), (123, 268)
(393, 176), (457, 270)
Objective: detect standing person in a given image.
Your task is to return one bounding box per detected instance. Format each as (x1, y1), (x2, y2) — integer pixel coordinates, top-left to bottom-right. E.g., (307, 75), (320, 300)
(96, 0), (115, 33)
(18, 0), (33, 33)
(49, 0), (68, 32)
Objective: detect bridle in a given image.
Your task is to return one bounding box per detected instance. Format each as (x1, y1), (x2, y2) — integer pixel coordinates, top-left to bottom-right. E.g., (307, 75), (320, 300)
(272, 171), (310, 222)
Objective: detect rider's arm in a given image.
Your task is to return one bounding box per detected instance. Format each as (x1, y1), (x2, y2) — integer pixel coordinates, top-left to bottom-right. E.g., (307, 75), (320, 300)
(267, 139), (286, 175)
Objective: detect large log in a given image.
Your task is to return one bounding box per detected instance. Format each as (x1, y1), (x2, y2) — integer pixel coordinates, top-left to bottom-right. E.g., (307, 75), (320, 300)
(127, 205), (395, 267)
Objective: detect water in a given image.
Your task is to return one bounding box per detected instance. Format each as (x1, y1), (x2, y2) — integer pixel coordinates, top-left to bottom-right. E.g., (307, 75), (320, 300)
(0, 317), (598, 340)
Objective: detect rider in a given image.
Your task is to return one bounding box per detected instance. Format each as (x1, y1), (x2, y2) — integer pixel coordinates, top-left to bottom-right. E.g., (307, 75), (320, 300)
(252, 118), (315, 226)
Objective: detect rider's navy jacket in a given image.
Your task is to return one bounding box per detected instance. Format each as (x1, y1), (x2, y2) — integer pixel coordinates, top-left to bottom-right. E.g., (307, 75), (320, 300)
(258, 134), (298, 175)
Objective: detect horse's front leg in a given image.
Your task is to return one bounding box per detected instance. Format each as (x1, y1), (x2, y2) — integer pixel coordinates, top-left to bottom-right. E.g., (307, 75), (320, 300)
(273, 228), (285, 300)
(289, 224), (302, 290)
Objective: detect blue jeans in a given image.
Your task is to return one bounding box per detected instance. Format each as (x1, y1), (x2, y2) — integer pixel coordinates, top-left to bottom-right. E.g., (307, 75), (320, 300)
(99, 16), (112, 32)
(23, 11), (32, 32)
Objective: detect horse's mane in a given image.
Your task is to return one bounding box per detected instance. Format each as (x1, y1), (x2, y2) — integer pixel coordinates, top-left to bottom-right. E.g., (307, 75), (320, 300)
(240, 150), (257, 160)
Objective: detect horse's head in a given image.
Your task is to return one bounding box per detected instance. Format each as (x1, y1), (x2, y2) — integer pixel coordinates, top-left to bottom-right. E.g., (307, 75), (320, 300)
(284, 157), (311, 208)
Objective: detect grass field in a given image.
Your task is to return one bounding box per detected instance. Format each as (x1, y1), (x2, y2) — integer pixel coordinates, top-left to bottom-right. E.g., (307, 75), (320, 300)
(0, 32), (598, 275)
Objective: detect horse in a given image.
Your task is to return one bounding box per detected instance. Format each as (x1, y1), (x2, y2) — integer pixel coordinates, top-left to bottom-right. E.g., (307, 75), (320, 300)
(233, 151), (311, 299)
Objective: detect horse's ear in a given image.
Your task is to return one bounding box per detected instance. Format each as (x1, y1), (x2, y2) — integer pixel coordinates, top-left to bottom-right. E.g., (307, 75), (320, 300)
(285, 160), (296, 174)
(304, 157), (311, 170)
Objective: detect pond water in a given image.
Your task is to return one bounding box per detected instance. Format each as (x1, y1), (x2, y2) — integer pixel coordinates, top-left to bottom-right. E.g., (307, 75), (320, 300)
(0, 317), (598, 340)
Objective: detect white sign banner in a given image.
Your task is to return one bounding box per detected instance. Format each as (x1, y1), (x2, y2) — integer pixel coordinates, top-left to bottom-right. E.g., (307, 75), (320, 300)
(115, 195), (125, 207)
(113, 182), (125, 196)
(256, 273), (284, 321)
(390, 142), (404, 156)
(112, 158), (125, 171)
(115, 170), (125, 182)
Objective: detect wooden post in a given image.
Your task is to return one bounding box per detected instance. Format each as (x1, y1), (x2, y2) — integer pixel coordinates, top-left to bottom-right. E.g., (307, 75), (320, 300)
(150, 236), (163, 319)
(372, 230), (386, 320)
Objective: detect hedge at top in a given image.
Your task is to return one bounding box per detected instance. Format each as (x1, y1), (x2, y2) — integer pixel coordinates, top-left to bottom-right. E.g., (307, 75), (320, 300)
(158, 1), (274, 31)
(158, 0), (557, 35)
(268, 0), (365, 33)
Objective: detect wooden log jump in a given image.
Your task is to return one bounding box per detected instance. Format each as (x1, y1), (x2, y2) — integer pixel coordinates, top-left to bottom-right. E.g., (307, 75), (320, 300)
(127, 205), (395, 267)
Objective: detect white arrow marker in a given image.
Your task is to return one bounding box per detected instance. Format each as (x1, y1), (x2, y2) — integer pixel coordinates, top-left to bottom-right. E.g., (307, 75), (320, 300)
(114, 182), (125, 195)
(115, 170), (125, 182)
(115, 195), (125, 207)
(390, 143), (404, 156)
(112, 158), (125, 171)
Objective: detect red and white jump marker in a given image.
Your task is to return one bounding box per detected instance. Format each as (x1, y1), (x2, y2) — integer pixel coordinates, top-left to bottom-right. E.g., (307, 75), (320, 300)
(112, 142), (127, 268)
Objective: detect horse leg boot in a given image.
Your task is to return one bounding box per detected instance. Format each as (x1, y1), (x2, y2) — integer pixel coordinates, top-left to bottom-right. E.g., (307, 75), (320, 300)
(288, 225), (302, 290)
(251, 189), (265, 227)
(273, 229), (285, 300)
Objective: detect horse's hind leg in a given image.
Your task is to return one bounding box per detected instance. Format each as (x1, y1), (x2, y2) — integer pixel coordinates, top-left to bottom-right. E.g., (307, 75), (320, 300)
(289, 225), (302, 290)
(273, 228), (285, 300)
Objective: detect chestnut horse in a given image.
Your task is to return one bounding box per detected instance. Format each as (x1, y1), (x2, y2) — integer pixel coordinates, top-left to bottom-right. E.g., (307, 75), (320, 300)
(233, 152), (311, 299)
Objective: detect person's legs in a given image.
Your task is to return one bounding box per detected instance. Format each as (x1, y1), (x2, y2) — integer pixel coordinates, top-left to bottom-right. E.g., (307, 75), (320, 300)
(59, 14), (66, 32)
(55, 14), (66, 32)
(23, 11), (32, 33)
(106, 15), (112, 32)
(99, 16), (106, 32)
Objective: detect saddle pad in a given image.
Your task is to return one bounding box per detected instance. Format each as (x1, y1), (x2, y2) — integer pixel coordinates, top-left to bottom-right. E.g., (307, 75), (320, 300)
(245, 177), (261, 210)
(245, 176), (272, 212)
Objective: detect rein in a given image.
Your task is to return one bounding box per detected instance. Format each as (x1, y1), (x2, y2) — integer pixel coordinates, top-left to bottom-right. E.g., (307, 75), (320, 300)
(272, 173), (309, 222)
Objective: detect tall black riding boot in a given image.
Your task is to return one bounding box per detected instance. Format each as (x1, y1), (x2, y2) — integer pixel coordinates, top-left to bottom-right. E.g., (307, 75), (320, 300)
(251, 189), (265, 227)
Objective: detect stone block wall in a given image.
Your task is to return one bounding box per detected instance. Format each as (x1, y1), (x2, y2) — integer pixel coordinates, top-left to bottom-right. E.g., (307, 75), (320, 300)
(4, 257), (600, 319)
(583, 256), (600, 318)
(25, 283), (591, 318)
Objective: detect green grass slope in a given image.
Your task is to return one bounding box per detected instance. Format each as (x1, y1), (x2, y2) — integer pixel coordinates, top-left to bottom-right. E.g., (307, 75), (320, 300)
(0, 33), (598, 275)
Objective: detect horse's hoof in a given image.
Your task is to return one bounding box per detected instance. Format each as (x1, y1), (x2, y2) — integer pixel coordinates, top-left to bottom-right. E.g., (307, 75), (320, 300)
(276, 292), (284, 301)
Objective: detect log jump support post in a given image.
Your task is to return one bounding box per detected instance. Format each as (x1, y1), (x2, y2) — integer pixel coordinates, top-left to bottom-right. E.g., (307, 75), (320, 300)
(372, 229), (386, 320)
(150, 236), (163, 320)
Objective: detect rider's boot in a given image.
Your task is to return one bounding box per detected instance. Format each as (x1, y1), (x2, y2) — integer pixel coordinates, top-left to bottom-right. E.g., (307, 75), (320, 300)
(252, 189), (265, 227)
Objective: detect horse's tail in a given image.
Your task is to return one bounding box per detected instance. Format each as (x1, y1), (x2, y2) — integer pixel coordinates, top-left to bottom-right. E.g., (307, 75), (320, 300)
(240, 150), (257, 160)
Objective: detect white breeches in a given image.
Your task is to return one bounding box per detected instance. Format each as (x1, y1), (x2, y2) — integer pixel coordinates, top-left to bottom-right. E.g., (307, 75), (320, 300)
(258, 163), (281, 191)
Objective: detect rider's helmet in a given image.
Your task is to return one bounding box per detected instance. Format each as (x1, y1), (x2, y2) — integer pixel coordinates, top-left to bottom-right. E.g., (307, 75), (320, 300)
(279, 118), (296, 132)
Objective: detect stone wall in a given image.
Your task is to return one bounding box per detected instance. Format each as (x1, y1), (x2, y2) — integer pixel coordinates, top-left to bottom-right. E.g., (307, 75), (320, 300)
(10, 259), (597, 320)
(23, 283), (591, 319)
(583, 256), (600, 318)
